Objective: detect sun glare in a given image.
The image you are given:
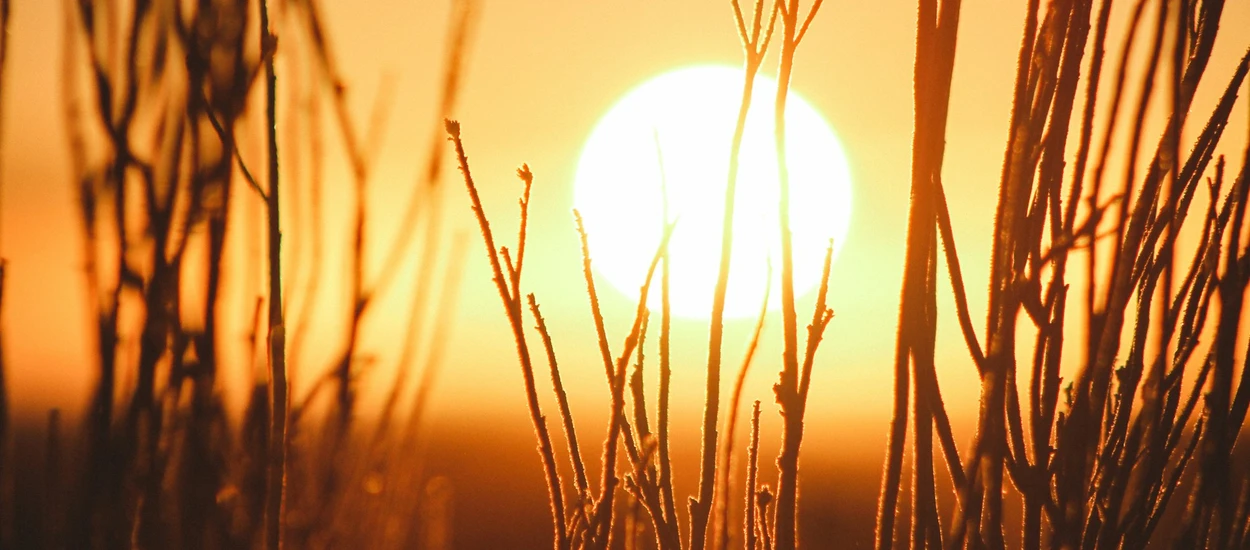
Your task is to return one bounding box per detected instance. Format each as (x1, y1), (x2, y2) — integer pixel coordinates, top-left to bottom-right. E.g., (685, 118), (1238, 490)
(572, 65), (853, 319)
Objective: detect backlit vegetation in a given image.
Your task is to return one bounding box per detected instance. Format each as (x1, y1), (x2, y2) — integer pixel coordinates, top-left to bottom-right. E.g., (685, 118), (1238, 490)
(0, 0), (1247, 549)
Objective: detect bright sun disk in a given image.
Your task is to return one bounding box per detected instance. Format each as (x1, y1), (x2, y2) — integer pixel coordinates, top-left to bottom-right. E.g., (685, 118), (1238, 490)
(572, 65), (853, 319)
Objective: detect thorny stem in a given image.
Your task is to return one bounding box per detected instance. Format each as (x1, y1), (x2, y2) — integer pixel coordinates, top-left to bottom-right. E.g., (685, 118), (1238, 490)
(692, 2), (778, 548)
(591, 219), (676, 550)
(261, 1), (287, 549)
(770, 2), (832, 549)
(746, 401), (762, 550)
(715, 264), (772, 550)
(655, 131), (679, 540)
(530, 295), (590, 495)
(877, 1), (960, 549)
(447, 120), (569, 550)
(575, 210), (619, 403)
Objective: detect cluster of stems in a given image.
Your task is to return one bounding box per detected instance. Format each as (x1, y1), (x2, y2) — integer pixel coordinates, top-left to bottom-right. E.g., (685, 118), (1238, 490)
(877, 1), (1250, 548)
(451, 2), (837, 549)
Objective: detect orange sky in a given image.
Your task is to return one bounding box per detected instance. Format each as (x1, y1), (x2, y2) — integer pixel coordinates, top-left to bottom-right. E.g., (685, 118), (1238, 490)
(2, 0), (1249, 463)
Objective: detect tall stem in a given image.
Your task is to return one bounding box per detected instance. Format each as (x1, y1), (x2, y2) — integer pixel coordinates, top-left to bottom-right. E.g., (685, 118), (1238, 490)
(691, 41), (768, 550)
(771, 3), (802, 548)
(261, 1), (287, 548)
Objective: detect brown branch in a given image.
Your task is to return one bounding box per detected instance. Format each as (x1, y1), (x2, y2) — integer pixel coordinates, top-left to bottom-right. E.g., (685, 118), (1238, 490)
(690, 3), (775, 543)
(531, 295), (590, 496)
(652, 129), (679, 539)
(590, 220), (676, 550)
(261, 1), (287, 548)
(715, 263), (771, 550)
(447, 120), (568, 550)
(574, 210), (619, 400)
(745, 402), (762, 550)
(877, 0), (960, 548)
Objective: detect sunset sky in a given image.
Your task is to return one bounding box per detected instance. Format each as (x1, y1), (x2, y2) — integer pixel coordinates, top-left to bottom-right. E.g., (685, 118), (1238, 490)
(2, 0), (1249, 469)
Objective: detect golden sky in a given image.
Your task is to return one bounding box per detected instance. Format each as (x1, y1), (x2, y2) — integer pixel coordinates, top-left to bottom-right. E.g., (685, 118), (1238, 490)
(2, 0), (1248, 461)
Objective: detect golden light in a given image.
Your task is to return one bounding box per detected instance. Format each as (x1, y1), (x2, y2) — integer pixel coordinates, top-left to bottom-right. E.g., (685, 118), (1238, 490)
(572, 65), (853, 319)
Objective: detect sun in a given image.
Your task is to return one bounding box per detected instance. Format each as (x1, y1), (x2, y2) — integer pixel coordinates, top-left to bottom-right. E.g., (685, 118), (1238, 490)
(572, 65), (853, 319)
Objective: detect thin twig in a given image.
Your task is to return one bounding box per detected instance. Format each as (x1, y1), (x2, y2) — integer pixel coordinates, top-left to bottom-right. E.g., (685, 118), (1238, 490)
(715, 263), (772, 550)
(530, 295), (590, 496)
(447, 120), (568, 550)
(261, 1), (287, 548)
